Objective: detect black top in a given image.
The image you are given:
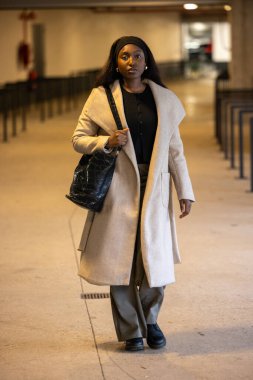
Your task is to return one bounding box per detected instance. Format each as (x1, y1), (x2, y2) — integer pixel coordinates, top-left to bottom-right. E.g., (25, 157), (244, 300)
(121, 84), (158, 164)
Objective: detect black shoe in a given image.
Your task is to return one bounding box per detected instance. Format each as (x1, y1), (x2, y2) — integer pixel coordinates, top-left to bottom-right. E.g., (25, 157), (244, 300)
(147, 324), (166, 349)
(125, 337), (144, 352)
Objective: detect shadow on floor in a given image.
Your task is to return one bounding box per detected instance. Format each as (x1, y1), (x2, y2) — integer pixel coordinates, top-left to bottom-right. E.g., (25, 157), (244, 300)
(99, 325), (253, 356)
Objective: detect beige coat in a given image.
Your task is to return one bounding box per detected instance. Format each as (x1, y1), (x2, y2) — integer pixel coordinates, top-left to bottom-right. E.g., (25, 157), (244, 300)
(72, 79), (195, 287)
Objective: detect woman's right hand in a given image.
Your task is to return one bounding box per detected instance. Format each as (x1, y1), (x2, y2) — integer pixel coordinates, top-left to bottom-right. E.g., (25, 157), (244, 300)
(107, 128), (129, 148)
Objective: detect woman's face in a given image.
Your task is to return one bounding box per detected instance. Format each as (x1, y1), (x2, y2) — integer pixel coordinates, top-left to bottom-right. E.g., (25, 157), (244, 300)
(117, 44), (146, 81)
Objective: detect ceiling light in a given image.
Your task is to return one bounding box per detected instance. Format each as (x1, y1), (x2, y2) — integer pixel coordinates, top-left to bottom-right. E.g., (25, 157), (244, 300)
(191, 22), (208, 32)
(224, 5), (232, 11)
(183, 3), (198, 10)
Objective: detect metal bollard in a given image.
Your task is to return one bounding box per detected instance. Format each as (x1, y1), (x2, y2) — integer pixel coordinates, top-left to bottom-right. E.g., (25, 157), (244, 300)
(21, 105), (26, 132)
(238, 108), (253, 179)
(238, 111), (244, 178)
(230, 106), (235, 168)
(250, 118), (253, 192)
(3, 110), (8, 142)
(12, 109), (17, 137)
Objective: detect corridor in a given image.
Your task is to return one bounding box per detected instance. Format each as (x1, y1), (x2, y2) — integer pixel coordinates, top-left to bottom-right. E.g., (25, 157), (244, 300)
(0, 79), (252, 380)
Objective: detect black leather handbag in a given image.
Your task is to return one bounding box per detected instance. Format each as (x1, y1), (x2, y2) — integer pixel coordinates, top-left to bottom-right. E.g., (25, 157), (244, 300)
(65, 87), (123, 212)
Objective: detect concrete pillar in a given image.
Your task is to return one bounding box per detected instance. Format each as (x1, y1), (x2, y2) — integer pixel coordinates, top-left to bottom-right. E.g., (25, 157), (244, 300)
(230, 0), (253, 88)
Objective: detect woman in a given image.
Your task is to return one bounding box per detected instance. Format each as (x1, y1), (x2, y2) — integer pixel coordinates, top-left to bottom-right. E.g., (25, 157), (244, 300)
(72, 36), (195, 351)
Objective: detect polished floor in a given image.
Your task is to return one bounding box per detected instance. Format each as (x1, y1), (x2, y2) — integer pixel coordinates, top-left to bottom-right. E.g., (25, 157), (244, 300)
(0, 79), (252, 380)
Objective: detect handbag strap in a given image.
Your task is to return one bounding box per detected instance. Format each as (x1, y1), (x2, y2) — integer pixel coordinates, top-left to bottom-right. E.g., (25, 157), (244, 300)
(104, 86), (123, 131)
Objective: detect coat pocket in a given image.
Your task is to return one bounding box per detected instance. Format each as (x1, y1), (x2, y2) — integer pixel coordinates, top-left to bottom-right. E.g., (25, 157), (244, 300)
(78, 211), (95, 251)
(161, 172), (170, 208)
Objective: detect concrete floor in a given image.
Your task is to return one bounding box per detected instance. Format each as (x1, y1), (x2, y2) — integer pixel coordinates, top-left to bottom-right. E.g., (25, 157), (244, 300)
(0, 79), (252, 380)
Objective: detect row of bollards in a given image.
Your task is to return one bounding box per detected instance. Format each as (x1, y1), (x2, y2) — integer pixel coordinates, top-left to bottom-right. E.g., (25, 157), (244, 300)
(0, 70), (99, 143)
(215, 78), (253, 192)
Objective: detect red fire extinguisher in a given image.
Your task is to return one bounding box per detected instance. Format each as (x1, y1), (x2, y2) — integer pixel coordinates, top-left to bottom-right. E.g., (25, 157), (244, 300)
(18, 41), (30, 68)
(17, 11), (36, 69)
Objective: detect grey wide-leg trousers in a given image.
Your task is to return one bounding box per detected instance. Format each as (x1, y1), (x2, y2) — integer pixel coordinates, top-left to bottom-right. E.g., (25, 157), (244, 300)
(110, 164), (165, 342)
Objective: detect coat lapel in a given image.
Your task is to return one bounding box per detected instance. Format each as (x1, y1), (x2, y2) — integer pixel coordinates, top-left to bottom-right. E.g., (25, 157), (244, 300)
(143, 80), (173, 191)
(110, 81), (140, 177)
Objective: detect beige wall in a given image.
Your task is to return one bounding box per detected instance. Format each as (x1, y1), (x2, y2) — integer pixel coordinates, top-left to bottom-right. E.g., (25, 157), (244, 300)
(0, 9), (182, 84)
(0, 11), (31, 84)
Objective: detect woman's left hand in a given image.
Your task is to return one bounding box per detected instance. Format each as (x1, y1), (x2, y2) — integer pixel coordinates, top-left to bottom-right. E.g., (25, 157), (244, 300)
(179, 199), (192, 218)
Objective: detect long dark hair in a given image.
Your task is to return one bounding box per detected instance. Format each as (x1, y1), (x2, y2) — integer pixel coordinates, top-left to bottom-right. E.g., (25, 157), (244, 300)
(95, 37), (166, 88)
